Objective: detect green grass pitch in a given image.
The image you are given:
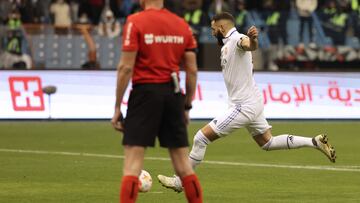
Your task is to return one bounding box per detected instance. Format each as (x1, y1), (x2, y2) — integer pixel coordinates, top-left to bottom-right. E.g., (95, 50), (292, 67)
(0, 121), (360, 203)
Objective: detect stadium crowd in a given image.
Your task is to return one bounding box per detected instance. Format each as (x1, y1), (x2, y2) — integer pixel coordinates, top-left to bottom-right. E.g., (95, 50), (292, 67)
(1, 0), (359, 41)
(0, 0), (360, 70)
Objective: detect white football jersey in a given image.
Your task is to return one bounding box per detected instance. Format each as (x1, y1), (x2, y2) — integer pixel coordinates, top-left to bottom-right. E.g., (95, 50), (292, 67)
(220, 27), (262, 107)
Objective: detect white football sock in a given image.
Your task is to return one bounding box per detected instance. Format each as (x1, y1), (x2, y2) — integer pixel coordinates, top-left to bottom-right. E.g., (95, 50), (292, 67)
(189, 130), (210, 169)
(262, 134), (315, 151)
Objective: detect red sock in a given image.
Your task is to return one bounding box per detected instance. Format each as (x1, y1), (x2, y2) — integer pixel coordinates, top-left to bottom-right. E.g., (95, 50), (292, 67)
(181, 174), (203, 203)
(120, 175), (139, 203)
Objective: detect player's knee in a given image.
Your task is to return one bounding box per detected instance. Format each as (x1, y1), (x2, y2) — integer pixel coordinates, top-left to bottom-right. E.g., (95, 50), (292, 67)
(261, 137), (273, 151)
(193, 130), (209, 146)
(261, 144), (269, 151)
(193, 131), (200, 143)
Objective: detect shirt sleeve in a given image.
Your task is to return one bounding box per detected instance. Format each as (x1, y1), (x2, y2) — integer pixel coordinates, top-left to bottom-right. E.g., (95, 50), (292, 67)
(122, 18), (139, 51)
(236, 34), (247, 51)
(185, 24), (197, 51)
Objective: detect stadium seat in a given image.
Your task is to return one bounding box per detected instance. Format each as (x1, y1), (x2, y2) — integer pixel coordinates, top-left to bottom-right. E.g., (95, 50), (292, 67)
(346, 37), (360, 49)
(72, 35), (88, 68)
(31, 34), (46, 68)
(96, 36), (121, 69)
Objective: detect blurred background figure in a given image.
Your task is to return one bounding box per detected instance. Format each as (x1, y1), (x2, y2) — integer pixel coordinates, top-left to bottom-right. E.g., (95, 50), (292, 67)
(165, 0), (182, 15)
(234, 0), (249, 34)
(208, 0), (231, 18)
(17, 0), (48, 24)
(261, 0), (282, 71)
(78, 13), (90, 24)
(98, 9), (121, 38)
(296, 0), (317, 46)
(50, 0), (72, 27)
(69, 0), (80, 23)
(320, 0), (349, 45)
(73, 0), (105, 25)
(352, 0), (360, 39)
(112, 0), (134, 18)
(0, 0), (14, 24)
(0, 9), (32, 69)
(87, 0), (105, 25)
(262, 0), (281, 45)
(183, 0), (210, 40)
(0, 0), (358, 71)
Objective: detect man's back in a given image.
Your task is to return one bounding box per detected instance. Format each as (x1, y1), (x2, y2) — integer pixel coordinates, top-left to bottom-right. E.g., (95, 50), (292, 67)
(122, 9), (197, 84)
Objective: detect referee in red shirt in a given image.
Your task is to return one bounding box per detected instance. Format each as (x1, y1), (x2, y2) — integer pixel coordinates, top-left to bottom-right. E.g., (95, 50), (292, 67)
(111, 0), (203, 202)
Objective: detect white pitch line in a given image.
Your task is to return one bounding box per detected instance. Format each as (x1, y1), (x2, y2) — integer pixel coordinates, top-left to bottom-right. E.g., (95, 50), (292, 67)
(0, 148), (359, 172)
(147, 191), (164, 194)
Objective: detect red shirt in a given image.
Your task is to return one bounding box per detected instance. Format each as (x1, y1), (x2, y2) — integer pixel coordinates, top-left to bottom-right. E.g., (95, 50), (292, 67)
(122, 8), (197, 84)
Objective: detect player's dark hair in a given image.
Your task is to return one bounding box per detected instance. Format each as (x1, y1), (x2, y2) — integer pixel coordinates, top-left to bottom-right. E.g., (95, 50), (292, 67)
(212, 12), (235, 23)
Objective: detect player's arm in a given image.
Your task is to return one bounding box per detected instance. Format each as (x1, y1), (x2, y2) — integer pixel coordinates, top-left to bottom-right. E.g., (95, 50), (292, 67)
(112, 51), (137, 131)
(183, 51), (198, 124)
(237, 26), (259, 51)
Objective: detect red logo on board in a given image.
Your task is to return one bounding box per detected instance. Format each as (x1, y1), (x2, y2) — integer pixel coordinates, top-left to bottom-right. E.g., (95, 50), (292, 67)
(8, 77), (45, 111)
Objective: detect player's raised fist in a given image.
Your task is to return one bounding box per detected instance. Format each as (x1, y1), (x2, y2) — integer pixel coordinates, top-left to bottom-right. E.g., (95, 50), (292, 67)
(247, 26), (258, 40)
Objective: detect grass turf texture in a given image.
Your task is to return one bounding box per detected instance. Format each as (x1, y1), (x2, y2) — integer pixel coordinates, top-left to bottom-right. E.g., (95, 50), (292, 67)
(0, 121), (359, 203)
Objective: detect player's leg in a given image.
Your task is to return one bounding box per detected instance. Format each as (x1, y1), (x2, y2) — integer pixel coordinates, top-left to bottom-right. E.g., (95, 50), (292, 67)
(189, 124), (219, 169)
(120, 146), (145, 203)
(161, 95), (236, 170)
(120, 83), (163, 202)
(158, 105), (249, 192)
(157, 125), (217, 193)
(253, 129), (316, 150)
(248, 113), (336, 162)
(157, 89), (203, 200)
(188, 104), (246, 169)
(169, 147), (203, 203)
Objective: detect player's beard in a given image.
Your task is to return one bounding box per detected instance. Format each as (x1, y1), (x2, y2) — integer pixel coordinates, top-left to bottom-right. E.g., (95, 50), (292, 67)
(216, 32), (224, 46)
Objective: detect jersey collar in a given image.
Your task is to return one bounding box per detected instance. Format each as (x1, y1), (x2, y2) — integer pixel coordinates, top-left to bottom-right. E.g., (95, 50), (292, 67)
(222, 27), (237, 44)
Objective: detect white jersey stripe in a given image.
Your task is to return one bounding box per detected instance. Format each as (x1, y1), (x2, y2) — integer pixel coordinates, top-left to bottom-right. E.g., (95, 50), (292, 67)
(217, 105), (241, 130)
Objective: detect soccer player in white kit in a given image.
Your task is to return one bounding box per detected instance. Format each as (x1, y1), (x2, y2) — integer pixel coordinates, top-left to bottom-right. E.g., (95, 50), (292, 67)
(158, 12), (336, 192)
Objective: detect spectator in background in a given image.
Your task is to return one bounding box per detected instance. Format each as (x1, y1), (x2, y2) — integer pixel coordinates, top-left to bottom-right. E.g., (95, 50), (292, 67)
(321, 0), (349, 45)
(165, 0), (183, 15)
(208, 0), (231, 18)
(262, 0), (288, 45)
(0, 10), (32, 69)
(234, 0), (249, 34)
(183, 0), (210, 40)
(319, 0), (336, 24)
(202, 0), (212, 13)
(296, 0), (317, 46)
(50, 0), (72, 27)
(350, 0), (360, 39)
(0, 1), (15, 24)
(78, 0), (98, 24)
(88, 0), (105, 24)
(116, 0), (134, 17)
(69, 0), (80, 23)
(109, 0), (123, 18)
(262, 0), (283, 70)
(17, 0), (48, 23)
(7, 10), (22, 30)
(98, 10), (121, 38)
(356, 9), (360, 40)
(277, 0), (290, 44)
(78, 13), (90, 24)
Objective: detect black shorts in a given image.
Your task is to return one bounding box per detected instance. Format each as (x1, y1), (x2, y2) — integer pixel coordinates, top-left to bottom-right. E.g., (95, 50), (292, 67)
(123, 82), (189, 148)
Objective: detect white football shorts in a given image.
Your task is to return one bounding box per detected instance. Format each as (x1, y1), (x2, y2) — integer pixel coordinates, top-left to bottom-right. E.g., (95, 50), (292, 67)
(208, 103), (272, 137)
